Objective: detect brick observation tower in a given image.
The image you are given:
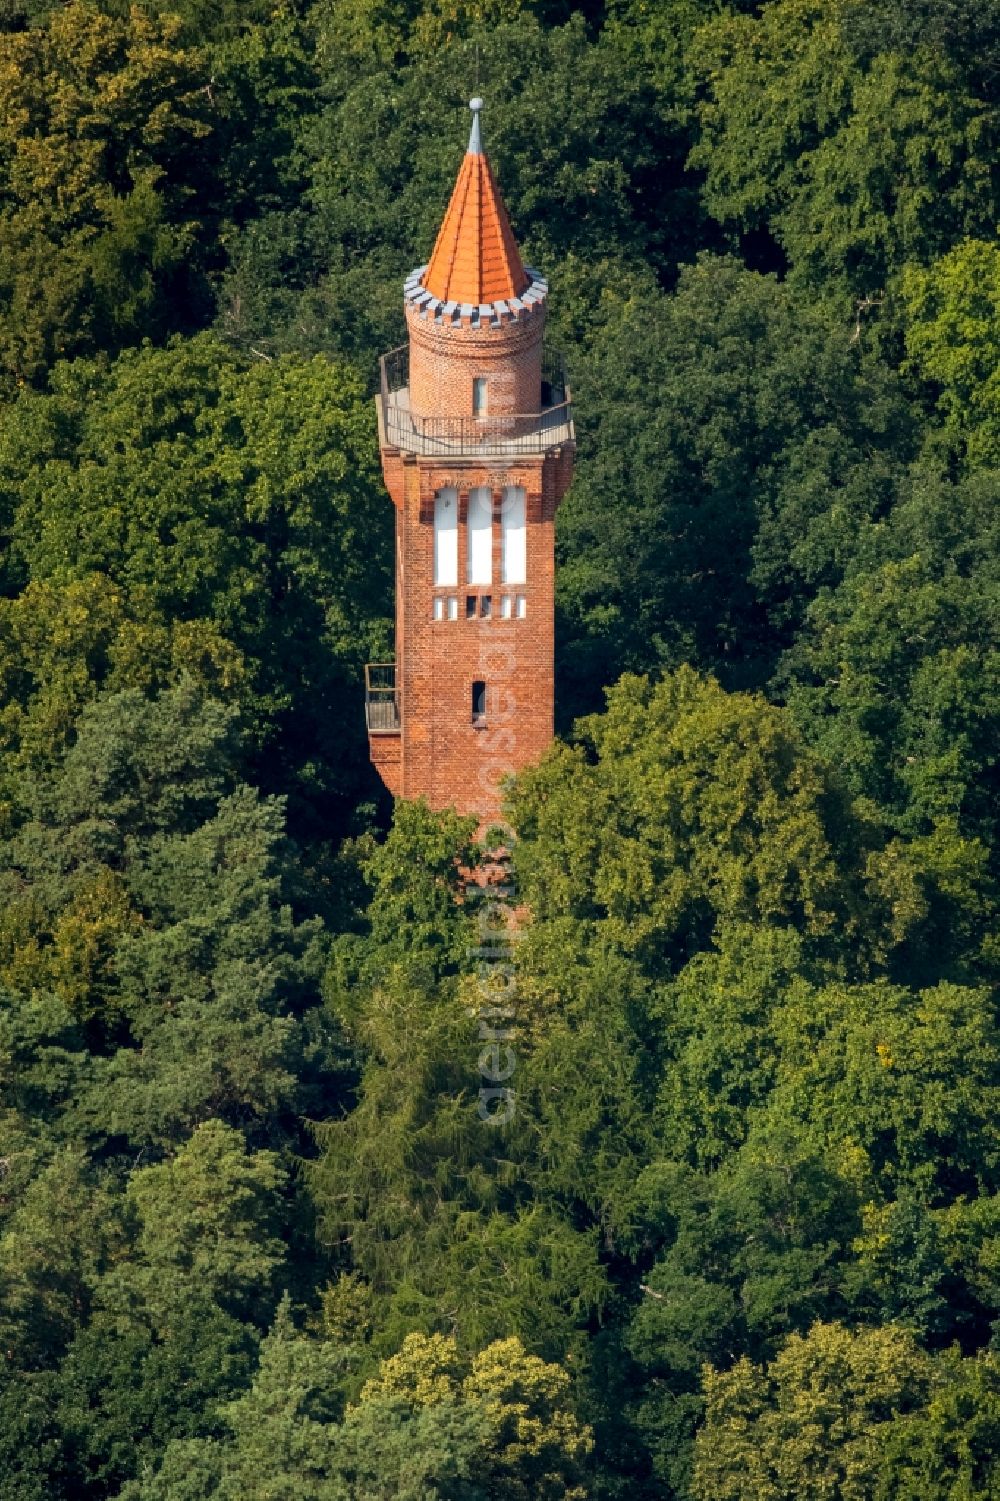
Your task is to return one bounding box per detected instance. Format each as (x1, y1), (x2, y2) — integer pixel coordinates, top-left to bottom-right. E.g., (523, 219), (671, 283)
(367, 99), (575, 823)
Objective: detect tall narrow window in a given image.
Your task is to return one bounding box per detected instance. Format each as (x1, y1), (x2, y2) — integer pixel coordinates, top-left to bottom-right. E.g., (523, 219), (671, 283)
(501, 485), (526, 584)
(434, 488), (458, 587)
(471, 680), (487, 722)
(472, 377), (487, 416)
(467, 486), (492, 585)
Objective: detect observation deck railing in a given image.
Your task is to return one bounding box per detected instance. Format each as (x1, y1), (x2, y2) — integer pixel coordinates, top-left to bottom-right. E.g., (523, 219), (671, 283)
(378, 345), (574, 457)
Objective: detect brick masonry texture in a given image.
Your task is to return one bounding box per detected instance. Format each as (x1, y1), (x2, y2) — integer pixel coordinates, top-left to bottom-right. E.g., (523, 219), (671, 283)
(373, 434), (573, 823)
(370, 128), (574, 823)
(406, 297), (545, 419)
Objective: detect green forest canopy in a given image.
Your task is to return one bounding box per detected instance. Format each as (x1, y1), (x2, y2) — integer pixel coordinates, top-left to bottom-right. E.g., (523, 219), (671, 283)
(0, 0), (998, 1497)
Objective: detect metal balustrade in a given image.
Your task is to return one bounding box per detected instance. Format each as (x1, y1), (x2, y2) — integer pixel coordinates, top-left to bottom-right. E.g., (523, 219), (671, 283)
(378, 345), (574, 457)
(365, 663), (400, 734)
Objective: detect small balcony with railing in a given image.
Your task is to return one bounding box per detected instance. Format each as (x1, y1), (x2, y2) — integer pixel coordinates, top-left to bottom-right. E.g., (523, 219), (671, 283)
(365, 663), (400, 735)
(378, 346), (574, 458)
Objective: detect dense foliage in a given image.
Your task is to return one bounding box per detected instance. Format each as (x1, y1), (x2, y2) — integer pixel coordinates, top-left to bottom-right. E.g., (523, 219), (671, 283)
(1, 0), (997, 1496)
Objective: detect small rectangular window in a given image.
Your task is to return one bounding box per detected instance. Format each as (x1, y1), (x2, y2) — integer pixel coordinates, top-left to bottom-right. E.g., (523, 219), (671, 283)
(472, 680), (487, 722)
(516, 595), (527, 618)
(433, 597), (445, 620)
(447, 596), (458, 620)
(501, 595), (512, 619)
(466, 595), (477, 619)
(472, 377), (487, 416)
(480, 595), (492, 618)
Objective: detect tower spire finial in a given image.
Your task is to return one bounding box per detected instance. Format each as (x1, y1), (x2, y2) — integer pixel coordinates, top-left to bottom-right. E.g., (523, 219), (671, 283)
(468, 96), (483, 155)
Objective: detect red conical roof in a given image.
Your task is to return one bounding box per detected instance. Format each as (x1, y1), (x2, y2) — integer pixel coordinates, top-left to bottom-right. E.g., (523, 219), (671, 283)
(422, 102), (529, 306)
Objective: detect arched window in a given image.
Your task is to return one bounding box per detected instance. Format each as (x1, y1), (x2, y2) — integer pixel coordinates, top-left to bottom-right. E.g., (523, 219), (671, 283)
(467, 486), (492, 585)
(500, 486), (526, 584)
(434, 488), (458, 586)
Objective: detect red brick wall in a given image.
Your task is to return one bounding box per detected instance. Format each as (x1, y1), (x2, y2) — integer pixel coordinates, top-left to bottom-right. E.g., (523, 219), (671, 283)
(369, 730), (402, 796)
(385, 448), (570, 824)
(406, 302), (545, 420)
(372, 299), (574, 824)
